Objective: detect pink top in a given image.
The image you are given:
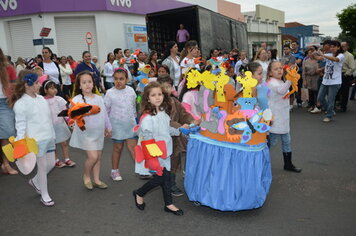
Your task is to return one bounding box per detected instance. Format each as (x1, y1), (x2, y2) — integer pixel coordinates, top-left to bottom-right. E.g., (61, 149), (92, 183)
(176, 29), (189, 43)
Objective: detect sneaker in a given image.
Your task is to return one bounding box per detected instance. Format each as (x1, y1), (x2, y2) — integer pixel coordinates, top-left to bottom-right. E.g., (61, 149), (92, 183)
(40, 198), (55, 207)
(29, 179), (41, 195)
(310, 107), (321, 113)
(65, 159), (76, 167)
(323, 117), (331, 123)
(307, 107), (314, 112)
(111, 170), (123, 181)
(171, 186), (184, 197)
(55, 160), (66, 168)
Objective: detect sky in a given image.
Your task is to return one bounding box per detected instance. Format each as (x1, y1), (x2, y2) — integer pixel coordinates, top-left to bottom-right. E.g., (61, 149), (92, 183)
(226, 0), (354, 37)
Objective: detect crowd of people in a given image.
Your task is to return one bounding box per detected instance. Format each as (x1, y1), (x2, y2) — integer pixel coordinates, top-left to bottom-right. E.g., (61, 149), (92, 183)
(0, 36), (355, 214)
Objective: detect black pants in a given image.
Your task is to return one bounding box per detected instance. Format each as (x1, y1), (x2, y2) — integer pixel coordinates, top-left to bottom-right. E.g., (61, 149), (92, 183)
(62, 85), (72, 100)
(337, 74), (352, 111)
(136, 168), (172, 206)
(178, 42), (186, 52)
(308, 89), (318, 108)
(296, 76), (303, 104)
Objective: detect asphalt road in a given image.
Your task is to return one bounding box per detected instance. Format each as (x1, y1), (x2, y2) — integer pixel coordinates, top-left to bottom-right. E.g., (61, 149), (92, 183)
(1, 101), (356, 236)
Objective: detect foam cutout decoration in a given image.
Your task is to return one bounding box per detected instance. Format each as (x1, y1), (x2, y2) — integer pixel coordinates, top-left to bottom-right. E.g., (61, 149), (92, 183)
(215, 70), (230, 102)
(2, 136), (38, 162)
(134, 64), (151, 90)
(186, 69), (202, 89)
(283, 66), (300, 99)
(16, 152), (36, 175)
(237, 71), (258, 98)
(58, 99), (101, 131)
(237, 97), (257, 110)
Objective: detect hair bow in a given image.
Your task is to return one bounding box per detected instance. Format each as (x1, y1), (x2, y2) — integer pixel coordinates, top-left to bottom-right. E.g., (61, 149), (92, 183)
(23, 73), (38, 86)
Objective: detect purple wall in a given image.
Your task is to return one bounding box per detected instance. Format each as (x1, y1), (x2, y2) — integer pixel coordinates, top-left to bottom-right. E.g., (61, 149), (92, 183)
(0, 0), (191, 17)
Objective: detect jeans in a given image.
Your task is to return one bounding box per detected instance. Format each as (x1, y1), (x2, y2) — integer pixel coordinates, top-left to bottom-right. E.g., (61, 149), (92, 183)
(317, 84), (341, 118)
(269, 133), (292, 153)
(136, 168), (172, 206)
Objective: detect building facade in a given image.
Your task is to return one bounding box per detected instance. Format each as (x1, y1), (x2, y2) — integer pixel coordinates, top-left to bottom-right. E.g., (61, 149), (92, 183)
(243, 5), (285, 58)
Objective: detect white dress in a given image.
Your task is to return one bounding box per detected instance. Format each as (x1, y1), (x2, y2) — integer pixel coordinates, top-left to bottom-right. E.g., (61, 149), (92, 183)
(69, 94), (111, 150)
(13, 94), (56, 156)
(135, 111), (180, 175)
(267, 78), (292, 134)
(45, 96), (71, 143)
(104, 86), (137, 140)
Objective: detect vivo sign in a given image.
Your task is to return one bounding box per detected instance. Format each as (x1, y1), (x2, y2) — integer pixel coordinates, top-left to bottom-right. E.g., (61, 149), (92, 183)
(110, 0), (132, 8)
(0, 0), (17, 11)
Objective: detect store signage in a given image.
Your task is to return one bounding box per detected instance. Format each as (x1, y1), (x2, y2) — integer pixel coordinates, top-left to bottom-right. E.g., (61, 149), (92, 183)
(110, 0), (132, 8)
(0, 0), (17, 11)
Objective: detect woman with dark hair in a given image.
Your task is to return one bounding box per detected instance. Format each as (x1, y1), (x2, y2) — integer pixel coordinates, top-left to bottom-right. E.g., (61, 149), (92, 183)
(311, 40), (345, 122)
(162, 41), (181, 87)
(147, 50), (158, 75)
(0, 48), (18, 174)
(74, 51), (105, 93)
(38, 47), (63, 96)
(103, 52), (115, 89)
(268, 49), (278, 62)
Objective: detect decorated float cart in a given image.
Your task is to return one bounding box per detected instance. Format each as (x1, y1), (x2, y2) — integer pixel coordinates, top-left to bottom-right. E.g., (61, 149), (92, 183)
(182, 65), (273, 211)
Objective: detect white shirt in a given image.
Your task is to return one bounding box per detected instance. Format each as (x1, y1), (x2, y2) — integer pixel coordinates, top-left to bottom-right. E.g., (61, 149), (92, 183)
(43, 62), (60, 84)
(13, 94), (55, 142)
(59, 63), (72, 85)
(322, 53), (345, 86)
(267, 78), (292, 134)
(0, 81), (5, 98)
(103, 62), (115, 83)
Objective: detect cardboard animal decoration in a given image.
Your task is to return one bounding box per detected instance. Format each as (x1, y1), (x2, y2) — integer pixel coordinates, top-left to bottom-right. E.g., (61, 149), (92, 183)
(237, 71), (258, 98)
(283, 65), (300, 99)
(2, 136), (38, 175)
(135, 139), (167, 176)
(58, 99), (101, 131)
(134, 64), (151, 90)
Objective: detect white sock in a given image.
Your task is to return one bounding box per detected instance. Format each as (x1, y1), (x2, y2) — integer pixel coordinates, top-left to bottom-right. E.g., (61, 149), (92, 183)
(65, 158), (70, 162)
(32, 152), (54, 202)
(111, 169), (118, 173)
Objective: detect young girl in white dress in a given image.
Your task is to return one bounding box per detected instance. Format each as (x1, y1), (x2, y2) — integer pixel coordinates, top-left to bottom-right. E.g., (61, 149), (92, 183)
(40, 79), (75, 168)
(11, 70), (56, 206)
(133, 82), (189, 216)
(70, 71), (112, 190)
(104, 68), (137, 181)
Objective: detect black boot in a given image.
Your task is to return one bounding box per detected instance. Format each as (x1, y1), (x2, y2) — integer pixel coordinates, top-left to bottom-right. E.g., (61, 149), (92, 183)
(283, 152), (302, 173)
(170, 173), (184, 196)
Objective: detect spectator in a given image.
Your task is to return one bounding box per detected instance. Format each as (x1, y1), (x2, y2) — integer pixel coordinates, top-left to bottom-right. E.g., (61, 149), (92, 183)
(147, 50), (158, 75)
(58, 56), (73, 99)
(162, 41), (181, 87)
(234, 50), (249, 75)
(67, 56), (78, 84)
(302, 47), (320, 111)
(176, 24), (190, 52)
(254, 48), (270, 82)
(15, 57), (26, 75)
(103, 52), (115, 89)
(291, 41), (305, 106)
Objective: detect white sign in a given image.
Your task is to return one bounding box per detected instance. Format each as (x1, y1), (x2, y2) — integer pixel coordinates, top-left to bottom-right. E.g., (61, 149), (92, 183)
(0, 0), (17, 11)
(110, 0), (132, 8)
(124, 24), (148, 53)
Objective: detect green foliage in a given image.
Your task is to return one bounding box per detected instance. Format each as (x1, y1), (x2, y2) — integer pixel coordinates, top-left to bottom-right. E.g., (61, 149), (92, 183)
(338, 32), (356, 52)
(337, 4), (356, 38)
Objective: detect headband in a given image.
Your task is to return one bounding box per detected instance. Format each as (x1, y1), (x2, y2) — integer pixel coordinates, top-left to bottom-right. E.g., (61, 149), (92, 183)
(43, 80), (54, 89)
(114, 67), (128, 77)
(23, 73), (38, 86)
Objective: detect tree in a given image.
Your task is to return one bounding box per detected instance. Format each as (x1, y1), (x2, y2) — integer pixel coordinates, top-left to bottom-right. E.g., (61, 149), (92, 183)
(337, 4), (356, 38)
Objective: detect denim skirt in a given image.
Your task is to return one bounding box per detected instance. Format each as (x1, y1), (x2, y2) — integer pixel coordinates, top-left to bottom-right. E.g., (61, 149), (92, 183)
(0, 98), (16, 139)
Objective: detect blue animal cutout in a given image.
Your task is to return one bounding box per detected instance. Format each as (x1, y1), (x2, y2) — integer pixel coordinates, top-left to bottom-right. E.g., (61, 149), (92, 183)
(237, 97), (257, 110)
(232, 112), (270, 143)
(134, 65), (151, 90)
(179, 124), (201, 136)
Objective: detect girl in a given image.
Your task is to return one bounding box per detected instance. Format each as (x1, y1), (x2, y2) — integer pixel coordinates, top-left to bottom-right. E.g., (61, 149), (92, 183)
(104, 68), (137, 181)
(40, 79), (75, 168)
(58, 56), (72, 99)
(312, 40), (344, 122)
(147, 50), (158, 75)
(70, 71), (112, 190)
(157, 65), (178, 97)
(179, 72), (201, 121)
(103, 52), (115, 89)
(266, 61), (301, 173)
(179, 40), (200, 71)
(248, 62), (269, 110)
(133, 82), (188, 216)
(11, 70), (56, 206)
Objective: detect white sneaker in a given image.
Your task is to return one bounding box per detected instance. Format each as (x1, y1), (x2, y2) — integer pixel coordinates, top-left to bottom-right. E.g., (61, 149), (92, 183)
(111, 170), (123, 181)
(310, 107), (321, 113)
(323, 117), (331, 122)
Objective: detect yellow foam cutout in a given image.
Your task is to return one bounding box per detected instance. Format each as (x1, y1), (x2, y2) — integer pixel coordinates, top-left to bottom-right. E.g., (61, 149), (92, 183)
(2, 144), (14, 162)
(146, 143), (163, 157)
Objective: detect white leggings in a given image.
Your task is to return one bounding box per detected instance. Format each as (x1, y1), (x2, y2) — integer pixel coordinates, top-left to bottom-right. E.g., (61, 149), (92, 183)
(32, 151), (55, 201)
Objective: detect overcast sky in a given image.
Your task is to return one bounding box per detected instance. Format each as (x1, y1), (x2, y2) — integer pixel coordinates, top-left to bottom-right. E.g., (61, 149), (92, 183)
(227, 0), (354, 37)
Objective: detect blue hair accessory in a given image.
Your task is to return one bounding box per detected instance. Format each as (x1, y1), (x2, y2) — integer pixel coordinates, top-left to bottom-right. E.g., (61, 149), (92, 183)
(23, 73), (38, 86)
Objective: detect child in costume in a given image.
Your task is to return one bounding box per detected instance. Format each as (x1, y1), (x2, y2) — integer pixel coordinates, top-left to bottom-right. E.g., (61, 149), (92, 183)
(40, 79), (75, 168)
(104, 68), (137, 181)
(179, 76), (201, 121)
(157, 75), (195, 196)
(70, 71), (112, 190)
(248, 62), (270, 110)
(11, 70), (56, 206)
(266, 61), (301, 173)
(133, 82), (188, 216)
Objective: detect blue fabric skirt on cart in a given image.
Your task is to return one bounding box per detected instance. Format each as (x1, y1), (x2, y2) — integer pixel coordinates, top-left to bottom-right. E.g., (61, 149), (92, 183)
(184, 134), (272, 211)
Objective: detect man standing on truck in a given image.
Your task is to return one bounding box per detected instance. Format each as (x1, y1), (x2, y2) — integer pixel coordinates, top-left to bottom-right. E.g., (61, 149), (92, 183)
(176, 24), (190, 52)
